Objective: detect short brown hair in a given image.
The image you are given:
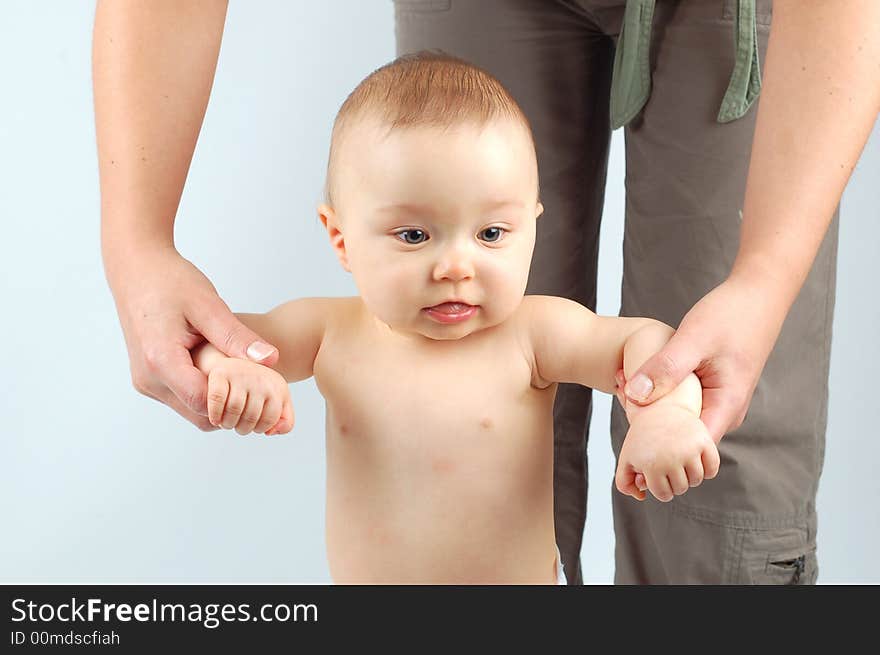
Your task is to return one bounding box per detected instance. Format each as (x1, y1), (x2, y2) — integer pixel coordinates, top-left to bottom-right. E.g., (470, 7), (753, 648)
(324, 50), (537, 206)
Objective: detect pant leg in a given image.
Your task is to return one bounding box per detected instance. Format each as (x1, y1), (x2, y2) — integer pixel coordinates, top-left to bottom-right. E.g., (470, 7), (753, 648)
(606, 0), (835, 583)
(394, 0), (615, 584)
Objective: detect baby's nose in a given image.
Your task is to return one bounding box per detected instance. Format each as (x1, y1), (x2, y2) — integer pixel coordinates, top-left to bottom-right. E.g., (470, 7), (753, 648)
(432, 249), (475, 281)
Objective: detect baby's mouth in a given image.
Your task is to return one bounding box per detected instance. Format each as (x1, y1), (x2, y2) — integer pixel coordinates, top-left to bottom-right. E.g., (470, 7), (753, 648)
(422, 302), (479, 324)
(425, 302), (475, 314)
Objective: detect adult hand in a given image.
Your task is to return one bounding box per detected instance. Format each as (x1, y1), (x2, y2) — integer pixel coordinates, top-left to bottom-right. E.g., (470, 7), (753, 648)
(622, 274), (786, 443)
(105, 245), (279, 431)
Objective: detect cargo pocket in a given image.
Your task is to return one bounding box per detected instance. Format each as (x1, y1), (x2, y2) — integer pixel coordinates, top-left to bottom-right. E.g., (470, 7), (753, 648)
(764, 547), (818, 585)
(736, 527), (818, 585)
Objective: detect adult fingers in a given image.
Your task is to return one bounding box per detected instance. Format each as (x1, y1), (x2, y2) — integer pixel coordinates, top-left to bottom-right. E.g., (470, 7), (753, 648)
(189, 294), (279, 367)
(625, 332), (702, 406)
(147, 386), (218, 432)
(142, 342), (211, 418)
(700, 386), (751, 443)
(614, 369), (627, 408)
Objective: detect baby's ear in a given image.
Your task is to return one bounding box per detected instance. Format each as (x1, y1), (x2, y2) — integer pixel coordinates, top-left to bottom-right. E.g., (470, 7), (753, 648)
(535, 201), (545, 220)
(317, 204), (350, 272)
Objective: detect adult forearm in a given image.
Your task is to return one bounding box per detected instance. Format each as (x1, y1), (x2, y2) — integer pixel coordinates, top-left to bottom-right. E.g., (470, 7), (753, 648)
(730, 0), (880, 312)
(93, 0), (229, 277)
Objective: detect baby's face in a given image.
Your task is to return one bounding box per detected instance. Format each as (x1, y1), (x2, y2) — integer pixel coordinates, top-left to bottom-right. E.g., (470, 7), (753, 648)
(322, 117), (542, 341)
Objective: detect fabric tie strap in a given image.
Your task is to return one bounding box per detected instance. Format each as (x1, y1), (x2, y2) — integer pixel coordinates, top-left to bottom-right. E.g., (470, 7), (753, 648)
(717, 0), (762, 123)
(609, 0), (763, 129)
(609, 0), (655, 130)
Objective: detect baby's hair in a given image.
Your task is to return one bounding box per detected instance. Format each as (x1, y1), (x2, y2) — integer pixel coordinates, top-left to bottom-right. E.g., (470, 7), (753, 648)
(324, 50), (538, 207)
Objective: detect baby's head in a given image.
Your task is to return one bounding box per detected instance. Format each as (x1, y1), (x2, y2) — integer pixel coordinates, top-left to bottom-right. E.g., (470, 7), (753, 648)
(319, 51), (543, 341)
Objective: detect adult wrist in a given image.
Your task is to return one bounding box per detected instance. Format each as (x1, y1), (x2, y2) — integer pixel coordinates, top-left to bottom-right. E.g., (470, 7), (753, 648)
(723, 263), (793, 327)
(728, 249), (803, 308)
(101, 233), (178, 292)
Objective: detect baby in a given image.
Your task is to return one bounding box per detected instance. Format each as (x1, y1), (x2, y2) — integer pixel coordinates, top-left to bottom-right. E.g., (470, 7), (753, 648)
(191, 52), (720, 584)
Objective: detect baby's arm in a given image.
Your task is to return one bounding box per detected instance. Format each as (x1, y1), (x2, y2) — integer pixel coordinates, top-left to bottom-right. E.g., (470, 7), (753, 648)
(526, 295), (719, 501)
(616, 326), (720, 501)
(526, 295), (675, 394)
(191, 297), (332, 435)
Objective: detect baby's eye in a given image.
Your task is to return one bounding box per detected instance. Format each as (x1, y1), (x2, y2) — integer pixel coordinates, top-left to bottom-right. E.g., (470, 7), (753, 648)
(478, 226), (506, 243)
(395, 229), (429, 245)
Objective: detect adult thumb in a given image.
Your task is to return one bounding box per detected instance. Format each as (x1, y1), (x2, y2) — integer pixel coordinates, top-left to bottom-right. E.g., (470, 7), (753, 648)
(624, 333), (699, 406)
(191, 296), (279, 366)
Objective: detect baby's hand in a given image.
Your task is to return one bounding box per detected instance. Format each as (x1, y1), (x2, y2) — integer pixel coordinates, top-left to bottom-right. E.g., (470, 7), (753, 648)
(615, 405), (720, 502)
(206, 358), (294, 436)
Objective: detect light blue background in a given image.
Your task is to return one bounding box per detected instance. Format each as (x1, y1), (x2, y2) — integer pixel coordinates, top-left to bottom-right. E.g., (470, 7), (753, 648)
(1, 1), (877, 583)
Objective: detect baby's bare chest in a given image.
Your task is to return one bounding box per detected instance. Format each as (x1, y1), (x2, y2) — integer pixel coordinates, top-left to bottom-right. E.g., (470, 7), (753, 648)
(313, 328), (548, 445)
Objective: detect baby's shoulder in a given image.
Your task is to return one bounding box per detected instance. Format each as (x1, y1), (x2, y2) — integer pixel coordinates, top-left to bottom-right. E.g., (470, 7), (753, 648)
(325, 296), (364, 323)
(515, 294), (586, 328)
(518, 294), (571, 314)
(510, 296), (576, 390)
(263, 296), (361, 335)
(268, 295), (350, 317)
(315, 295), (361, 315)
(302, 296), (368, 334)
(513, 294), (598, 350)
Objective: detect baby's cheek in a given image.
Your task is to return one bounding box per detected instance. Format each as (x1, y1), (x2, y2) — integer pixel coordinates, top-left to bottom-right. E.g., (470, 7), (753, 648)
(488, 262), (528, 314)
(361, 274), (414, 326)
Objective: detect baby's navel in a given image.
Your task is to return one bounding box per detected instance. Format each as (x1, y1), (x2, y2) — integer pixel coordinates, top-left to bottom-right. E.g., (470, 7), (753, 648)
(339, 423), (349, 437)
(479, 417), (493, 430)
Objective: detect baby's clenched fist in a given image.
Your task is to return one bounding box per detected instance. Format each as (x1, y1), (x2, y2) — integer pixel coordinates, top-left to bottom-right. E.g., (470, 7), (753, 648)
(206, 357), (294, 436)
(615, 405), (720, 502)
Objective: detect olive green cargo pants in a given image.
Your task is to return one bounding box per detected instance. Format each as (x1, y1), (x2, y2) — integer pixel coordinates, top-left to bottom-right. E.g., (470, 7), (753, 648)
(394, 0), (838, 584)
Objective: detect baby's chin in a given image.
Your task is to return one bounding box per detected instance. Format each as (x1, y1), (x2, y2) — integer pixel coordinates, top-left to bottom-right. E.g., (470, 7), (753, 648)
(413, 308), (513, 342)
(416, 325), (481, 341)
(367, 302), (520, 341)
(382, 314), (484, 341)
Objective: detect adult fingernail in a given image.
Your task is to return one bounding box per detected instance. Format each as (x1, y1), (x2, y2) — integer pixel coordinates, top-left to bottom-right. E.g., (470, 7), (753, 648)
(246, 341), (275, 361)
(626, 374), (653, 401)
